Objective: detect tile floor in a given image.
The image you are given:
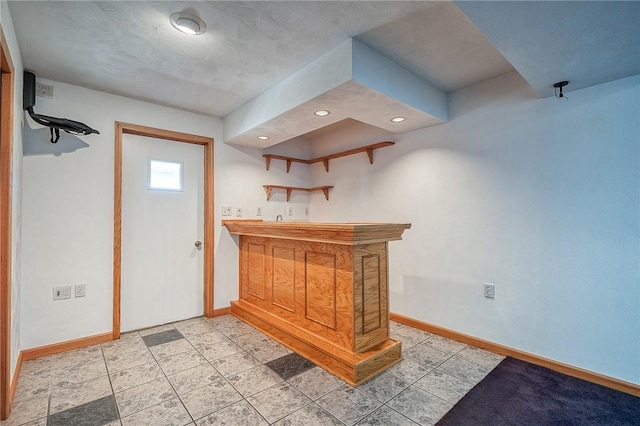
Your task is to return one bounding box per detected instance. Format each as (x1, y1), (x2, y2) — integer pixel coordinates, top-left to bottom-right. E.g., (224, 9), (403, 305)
(1, 316), (504, 426)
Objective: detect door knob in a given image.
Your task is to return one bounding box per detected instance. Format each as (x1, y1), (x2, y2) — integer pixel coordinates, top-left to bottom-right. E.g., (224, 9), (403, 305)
(195, 240), (203, 250)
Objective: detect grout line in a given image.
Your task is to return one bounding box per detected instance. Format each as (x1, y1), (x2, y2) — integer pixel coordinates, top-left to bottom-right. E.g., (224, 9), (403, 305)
(45, 356), (53, 424)
(99, 342), (122, 424)
(13, 316), (482, 425)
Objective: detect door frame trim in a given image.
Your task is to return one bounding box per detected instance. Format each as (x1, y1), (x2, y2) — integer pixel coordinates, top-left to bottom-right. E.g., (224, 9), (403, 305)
(113, 122), (214, 339)
(0, 25), (15, 420)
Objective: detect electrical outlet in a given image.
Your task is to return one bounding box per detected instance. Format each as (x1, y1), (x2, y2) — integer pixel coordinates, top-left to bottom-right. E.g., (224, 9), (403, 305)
(287, 206), (293, 216)
(235, 206), (242, 217)
(484, 283), (495, 299)
(222, 205), (232, 216)
(53, 285), (71, 301)
(75, 283), (86, 298)
(256, 206), (262, 217)
(304, 206), (310, 216)
(36, 82), (54, 98)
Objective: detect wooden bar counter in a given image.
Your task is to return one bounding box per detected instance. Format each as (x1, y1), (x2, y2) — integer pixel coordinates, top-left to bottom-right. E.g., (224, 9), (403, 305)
(223, 220), (411, 385)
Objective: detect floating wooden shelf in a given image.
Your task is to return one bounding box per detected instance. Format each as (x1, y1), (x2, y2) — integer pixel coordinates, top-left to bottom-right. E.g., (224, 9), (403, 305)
(263, 185), (333, 201)
(263, 141), (394, 173)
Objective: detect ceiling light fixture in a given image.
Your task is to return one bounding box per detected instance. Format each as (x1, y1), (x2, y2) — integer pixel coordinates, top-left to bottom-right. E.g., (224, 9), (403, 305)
(170, 12), (207, 35)
(257, 136), (270, 140)
(390, 116), (406, 123)
(553, 81), (569, 100)
(314, 110), (330, 117)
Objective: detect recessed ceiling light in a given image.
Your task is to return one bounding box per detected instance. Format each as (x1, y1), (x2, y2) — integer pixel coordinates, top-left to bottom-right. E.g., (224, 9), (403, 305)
(170, 12), (207, 35)
(390, 116), (406, 123)
(257, 136), (270, 140)
(314, 110), (330, 117)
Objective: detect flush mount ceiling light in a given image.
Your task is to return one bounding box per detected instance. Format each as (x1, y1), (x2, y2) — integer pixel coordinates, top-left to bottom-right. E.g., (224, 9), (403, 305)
(390, 116), (406, 123)
(314, 110), (330, 117)
(170, 12), (207, 35)
(257, 135), (270, 140)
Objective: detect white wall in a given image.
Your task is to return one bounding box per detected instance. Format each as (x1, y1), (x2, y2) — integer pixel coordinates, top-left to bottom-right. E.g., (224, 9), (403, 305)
(19, 79), (309, 349)
(14, 39), (638, 389)
(1, 1), (24, 384)
(307, 72), (640, 384)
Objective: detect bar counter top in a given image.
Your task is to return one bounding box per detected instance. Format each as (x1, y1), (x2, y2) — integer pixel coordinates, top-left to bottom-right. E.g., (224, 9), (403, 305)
(222, 220), (411, 245)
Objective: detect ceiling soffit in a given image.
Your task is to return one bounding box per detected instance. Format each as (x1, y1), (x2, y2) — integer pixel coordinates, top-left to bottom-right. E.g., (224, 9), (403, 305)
(223, 38), (447, 148)
(455, 1), (640, 98)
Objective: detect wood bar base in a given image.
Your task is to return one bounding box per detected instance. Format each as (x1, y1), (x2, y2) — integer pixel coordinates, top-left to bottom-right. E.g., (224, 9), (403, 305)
(224, 220), (410, 386)
(231, 300), (402, 386)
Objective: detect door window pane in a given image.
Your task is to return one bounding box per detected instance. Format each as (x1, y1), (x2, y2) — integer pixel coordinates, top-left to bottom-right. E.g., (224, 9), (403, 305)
(148, 159), (183, 191)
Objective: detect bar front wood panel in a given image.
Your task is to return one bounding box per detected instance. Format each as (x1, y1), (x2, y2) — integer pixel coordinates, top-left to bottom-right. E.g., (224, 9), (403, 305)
(272, 246), (295, 312)
(226, 220), (410, 385)
(354, 243), (389, 352)
(238, 236), (392, 354)
(362, 254), (381, 333)
(305, 252), (337, 330)
(247, 243), (266, 300)
(240, 236), (355, 351)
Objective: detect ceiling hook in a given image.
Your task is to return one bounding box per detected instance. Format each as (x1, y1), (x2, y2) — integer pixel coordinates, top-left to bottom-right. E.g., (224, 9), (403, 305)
(553, 81), (569, 100)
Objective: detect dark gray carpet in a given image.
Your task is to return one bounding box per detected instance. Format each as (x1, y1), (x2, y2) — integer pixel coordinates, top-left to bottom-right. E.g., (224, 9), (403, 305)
(436, 357), (640, 426)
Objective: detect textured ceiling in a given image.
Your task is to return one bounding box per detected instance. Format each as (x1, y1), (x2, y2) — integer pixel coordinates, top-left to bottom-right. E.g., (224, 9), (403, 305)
(455, 1), (640, 98)
(7, 1), (639, 147)
(8, 1), (511, 119)
(357, 1), (514, 93)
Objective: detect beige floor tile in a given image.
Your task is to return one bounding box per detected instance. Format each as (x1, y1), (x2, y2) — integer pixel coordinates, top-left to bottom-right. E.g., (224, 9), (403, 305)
(287, 367), (344, 400)
(0, 395), (48, 426)
(105, 348), (155, 374)
(115, 377), (176, 417)
(414, 369), (476, 404)
(167, 363), (223, 395)
(316, 385), (383, 426)
(51, 345), (104, 370)
(180, 378), (243, 420)
(438, 354), (493, 385)
(102, 334), (147, 359)
(422, 335), (466, 355)
(149, 339), (194, 360)
(195, 400), (267, 426)
(195, 339), (243, 361)
(455, 345), (505, 369)
(53, 359), (108, 386)
(155, 349), (208, 376)
(138, 323), (177, 337)
(174, 320), (216, 337)
(50, 375), (113, 414)
(357, 405), (419, 426)
(4, 316), (505, 426)
(120, 397), (191, 426)
(387, 385), (453, 425)
(109, 361), (165, 393)
(246, 382), (312, 423)
(209, 351), (261, 377)
(185, 330), (228, 348)
(271, 402), (343, 426)
(226, 364), (283, 397)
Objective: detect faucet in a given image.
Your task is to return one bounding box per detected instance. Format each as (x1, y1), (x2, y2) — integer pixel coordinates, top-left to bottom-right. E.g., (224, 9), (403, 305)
(276, 215), (283, 222)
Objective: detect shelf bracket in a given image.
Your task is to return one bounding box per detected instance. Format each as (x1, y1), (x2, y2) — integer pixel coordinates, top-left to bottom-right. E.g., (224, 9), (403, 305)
(366, 148), (374, 165)
(263, 185), (273, 201)
(321, 187), (330, 200)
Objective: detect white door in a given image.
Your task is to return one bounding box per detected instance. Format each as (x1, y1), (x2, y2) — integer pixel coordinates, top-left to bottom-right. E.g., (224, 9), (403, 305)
(121, 134), (204, 332)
